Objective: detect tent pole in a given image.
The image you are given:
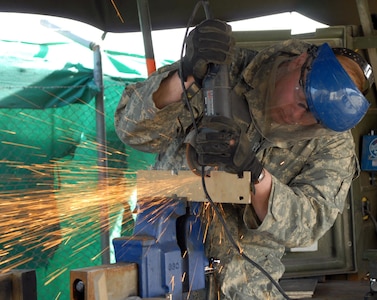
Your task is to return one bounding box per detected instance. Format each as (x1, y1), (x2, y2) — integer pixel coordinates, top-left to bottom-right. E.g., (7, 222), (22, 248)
(355, 0), (377, 87)
(41, 19), (111, 265)
(137, 0), (156, 75)
(91, 43), (111, 265)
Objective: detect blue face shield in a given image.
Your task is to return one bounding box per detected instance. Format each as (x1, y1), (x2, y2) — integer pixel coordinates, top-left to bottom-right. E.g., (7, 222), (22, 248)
(305, 43), (370, 132)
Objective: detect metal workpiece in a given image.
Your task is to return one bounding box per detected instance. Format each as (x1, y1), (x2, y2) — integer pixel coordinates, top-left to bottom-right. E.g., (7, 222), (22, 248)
(136, 170), (251, 204)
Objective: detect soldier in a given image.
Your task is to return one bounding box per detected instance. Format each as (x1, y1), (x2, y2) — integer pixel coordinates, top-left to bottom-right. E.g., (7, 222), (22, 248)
(115, 19), (373, 299)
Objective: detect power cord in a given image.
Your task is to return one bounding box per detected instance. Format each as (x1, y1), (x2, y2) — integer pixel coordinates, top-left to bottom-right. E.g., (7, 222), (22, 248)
(178, 1), (291, 299)
(179, 1), (202, 135)
(201, 167), (291, 299)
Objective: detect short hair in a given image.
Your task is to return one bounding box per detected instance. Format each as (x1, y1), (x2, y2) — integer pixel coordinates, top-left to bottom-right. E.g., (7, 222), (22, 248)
(333, 47), (374, 94)
(336, 55), (366, 92)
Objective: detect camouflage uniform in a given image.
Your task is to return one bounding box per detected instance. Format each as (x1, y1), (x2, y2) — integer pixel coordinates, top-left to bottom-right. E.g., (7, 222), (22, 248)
(115, 39), (357, 299)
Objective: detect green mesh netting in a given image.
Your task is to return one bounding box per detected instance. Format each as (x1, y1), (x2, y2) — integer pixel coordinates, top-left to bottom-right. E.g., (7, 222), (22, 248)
(0, 38), (157, 299)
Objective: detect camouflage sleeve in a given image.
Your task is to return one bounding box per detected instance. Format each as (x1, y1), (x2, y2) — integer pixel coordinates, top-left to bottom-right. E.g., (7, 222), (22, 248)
(114, 47), (257, 154)
(114, 62), (202, 153)
(251, 131), (357, 248)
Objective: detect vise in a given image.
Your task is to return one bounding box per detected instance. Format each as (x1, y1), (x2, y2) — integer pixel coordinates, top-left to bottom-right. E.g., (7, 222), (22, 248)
(113, 170), (251, 299)
(113, 197), (208, 300)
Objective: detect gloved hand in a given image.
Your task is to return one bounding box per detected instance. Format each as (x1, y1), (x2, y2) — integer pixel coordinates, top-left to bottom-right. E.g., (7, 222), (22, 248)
(191, 116), (263, 183)
(180, 19), (235, 83)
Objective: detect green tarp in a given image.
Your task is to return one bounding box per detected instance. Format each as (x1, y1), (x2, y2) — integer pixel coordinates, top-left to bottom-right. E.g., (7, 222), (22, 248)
(0, 36), (160, 299)
(0, 39), (149, 108)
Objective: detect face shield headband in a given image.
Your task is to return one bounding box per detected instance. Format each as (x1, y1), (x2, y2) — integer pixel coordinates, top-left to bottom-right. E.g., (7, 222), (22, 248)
(304, 43), (370, 132)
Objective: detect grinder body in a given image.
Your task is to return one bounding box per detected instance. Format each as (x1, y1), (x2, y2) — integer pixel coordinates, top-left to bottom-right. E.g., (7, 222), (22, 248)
(185, 64), (233, 172)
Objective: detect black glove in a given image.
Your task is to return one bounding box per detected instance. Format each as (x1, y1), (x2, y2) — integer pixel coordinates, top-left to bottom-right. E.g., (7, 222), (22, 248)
(191, 116), (263, 183)
(180, 19), (235, 83)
